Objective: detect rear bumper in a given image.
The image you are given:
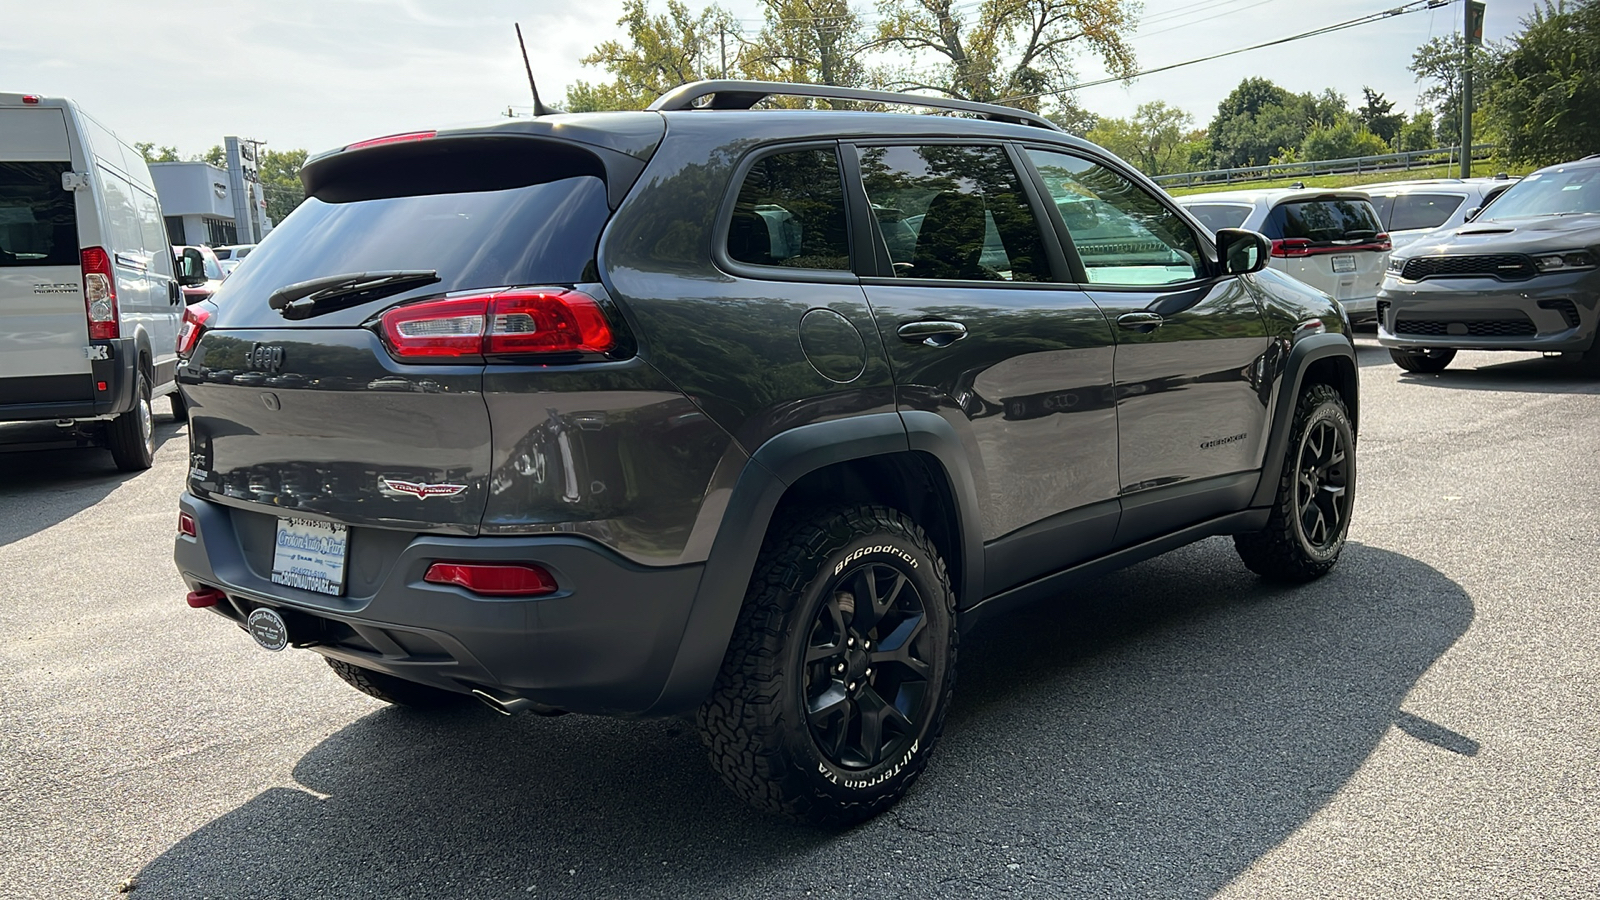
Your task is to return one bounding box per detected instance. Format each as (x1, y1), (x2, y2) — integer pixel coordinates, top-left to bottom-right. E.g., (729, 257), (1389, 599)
(1376, 272), (1600, 352)
(0, 337), (137, 423)
(174, 493), (708, 716)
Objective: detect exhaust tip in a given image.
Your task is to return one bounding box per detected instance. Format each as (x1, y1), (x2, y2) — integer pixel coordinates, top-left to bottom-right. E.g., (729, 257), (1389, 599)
(470, 689), (566, 717)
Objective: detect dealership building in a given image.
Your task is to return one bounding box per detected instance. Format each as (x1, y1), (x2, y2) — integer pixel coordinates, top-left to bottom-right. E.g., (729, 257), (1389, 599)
(150, 136), (271, 247)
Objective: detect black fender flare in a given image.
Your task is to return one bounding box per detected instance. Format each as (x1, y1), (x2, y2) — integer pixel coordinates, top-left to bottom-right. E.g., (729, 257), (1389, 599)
(645, 411), (987, 714)
(1250, 332), (1359, 509)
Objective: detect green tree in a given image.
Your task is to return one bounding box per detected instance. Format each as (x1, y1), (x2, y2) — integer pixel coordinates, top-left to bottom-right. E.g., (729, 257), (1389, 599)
(1356, 87), (1404, 146)
(195, 145), (226, 168)
(565, 0), (738, 111)
(1482, 0), (1600, 165)
(259, 149), (308, 223)
(1409, 35), (1499, 146)
(1043, 96), (1098, 135)
(1207, 79), (1356, 167)
(741, 0), (867, 90)
(1086, 101), (1197, 175)
(871, 0), (1139, 110)
(1302, 122), (1391, 161)
(1395, 111), (1437, 152)
(134, 142), (181, 163)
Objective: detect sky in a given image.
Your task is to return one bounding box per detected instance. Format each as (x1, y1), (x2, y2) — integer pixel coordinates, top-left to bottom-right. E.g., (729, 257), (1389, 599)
(0, 0), (1543, 159)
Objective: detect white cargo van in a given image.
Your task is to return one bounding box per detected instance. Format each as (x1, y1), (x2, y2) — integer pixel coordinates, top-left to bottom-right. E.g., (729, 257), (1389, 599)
(1, 92), (191, 470)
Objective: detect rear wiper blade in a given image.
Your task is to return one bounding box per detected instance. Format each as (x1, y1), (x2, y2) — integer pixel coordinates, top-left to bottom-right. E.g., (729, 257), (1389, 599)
(268, 270), (440, 320)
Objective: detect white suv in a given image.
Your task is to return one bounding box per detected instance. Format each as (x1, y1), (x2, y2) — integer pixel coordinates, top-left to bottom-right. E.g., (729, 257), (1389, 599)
(1177, 188), (1390, 323)
(0, 91), (190, 469)
(1360, 177), (1519, 252)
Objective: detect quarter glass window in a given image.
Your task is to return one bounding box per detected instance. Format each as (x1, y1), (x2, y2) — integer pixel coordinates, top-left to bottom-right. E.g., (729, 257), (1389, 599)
(727, 148), (850, 270)
(856, 144), (1052, 282)
(1024, 148), (1202, 286)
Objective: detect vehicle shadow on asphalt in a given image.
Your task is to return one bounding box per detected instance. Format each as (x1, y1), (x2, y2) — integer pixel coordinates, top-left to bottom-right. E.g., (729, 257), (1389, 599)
(0, 412), (185, 548)
(1394, 356), (1600, 394)
(133, 539), (1471, 899)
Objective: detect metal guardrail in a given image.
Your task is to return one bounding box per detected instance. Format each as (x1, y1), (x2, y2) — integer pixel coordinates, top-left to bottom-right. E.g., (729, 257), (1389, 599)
(1153, 144), (1497, 189)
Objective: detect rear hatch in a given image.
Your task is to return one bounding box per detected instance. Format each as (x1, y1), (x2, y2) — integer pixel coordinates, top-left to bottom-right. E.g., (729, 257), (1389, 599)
(183, 130), (640, 537)
(1, 104), (88, 406)
(1264, 194), (1390, 302)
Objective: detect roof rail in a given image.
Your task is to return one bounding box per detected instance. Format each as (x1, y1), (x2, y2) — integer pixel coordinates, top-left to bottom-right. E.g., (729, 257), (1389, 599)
(647, 80), (1062, 131)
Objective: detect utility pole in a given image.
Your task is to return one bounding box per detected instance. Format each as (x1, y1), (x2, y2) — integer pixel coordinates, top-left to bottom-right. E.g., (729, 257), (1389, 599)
(1461, 0), (1486, 177)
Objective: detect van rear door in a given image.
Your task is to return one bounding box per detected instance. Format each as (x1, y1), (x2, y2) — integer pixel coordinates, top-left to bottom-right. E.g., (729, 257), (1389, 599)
(0, 106), (87, 409)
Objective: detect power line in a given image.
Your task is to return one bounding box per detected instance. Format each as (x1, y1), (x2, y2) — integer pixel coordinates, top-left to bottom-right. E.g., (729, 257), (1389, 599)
(999, 0), (1457, 104)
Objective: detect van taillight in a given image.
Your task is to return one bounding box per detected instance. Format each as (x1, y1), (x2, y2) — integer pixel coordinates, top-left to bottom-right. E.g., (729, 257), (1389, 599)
(81, 247), (118, 340)
(378, 288), (614, 362)
(1270, 238), (1312, 259)
(178, 304), (212, 355)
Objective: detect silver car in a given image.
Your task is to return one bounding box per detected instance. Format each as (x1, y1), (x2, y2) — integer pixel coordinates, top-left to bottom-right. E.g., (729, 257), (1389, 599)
(1377, 156), (1600, 372)
(1178, 188), (1390, 323)
(1361, 177), (1518, 253)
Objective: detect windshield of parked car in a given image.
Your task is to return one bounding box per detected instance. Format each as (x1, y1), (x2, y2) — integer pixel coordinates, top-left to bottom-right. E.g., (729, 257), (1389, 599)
(1477, 167), (1600, 219)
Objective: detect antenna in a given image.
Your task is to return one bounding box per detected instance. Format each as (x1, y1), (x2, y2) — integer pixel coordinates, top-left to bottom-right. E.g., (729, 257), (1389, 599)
(515, 23), (558, 117)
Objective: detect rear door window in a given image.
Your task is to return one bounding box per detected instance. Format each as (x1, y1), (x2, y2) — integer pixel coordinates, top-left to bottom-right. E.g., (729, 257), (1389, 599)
(726, 147), (850, 271)
(856, 144), (1053, 282)
(1388, 193), (1465, 231)
(0, 162), (77, 267)
(1269, 198), (1384, 244)
(1182, 203), (1252, 232)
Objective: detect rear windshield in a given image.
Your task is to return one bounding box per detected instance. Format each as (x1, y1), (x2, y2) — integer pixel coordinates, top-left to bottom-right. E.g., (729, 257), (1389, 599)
(212, 175), (610, 327)
(1387, 193), (1465, 231)
(1268, 198), (1383, 243)
(1183, 203), (1251, 232)
(0, 162), (77, 268)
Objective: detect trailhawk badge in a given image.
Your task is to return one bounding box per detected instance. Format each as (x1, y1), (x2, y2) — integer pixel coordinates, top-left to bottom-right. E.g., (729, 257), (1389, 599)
(380, 478), (468, 499)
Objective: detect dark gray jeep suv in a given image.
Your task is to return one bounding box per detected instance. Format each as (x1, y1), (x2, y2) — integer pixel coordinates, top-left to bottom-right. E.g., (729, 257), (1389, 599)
(173, 81), (1360, 824)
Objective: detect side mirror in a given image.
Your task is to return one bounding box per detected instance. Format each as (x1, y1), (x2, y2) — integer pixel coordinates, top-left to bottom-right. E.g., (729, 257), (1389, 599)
(175, 249), (208, 287)
(1215, 228), (1270, 275)
(1464, 206), (1481, 222)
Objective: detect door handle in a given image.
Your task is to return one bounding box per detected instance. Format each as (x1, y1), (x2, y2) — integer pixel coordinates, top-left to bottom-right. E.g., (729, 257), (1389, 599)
(1117, 312), (1164, 331)
(897, 320), (968, 347)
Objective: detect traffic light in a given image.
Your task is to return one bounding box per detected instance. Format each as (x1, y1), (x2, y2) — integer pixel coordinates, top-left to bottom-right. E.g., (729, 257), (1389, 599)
(1466, 0), (1486, 46)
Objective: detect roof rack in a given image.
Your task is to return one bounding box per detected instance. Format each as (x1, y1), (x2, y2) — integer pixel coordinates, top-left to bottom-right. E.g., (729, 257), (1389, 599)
(647, 80), (1062, 131)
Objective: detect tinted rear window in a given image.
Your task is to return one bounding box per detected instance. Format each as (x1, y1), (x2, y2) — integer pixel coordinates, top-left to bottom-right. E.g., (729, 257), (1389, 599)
(1183, 203), (1251, 232)
(0, 162), (77, 267)
(1269, 198), (1382, 242)
(212, 175), (610, 327)
(1388, 193), (1465, 231)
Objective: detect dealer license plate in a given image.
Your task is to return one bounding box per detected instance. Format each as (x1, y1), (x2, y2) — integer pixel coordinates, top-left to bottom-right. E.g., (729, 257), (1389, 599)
(1331, 255), (1357, 273)
(270, 517), (348, 596)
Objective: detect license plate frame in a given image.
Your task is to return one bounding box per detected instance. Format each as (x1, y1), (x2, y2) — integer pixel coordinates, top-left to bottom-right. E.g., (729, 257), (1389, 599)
(270, 517), (349, 597)
(1331, 254), (1358, 274)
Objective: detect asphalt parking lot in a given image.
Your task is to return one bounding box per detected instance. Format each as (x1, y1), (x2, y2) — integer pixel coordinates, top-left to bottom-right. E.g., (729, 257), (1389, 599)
(2, 337), (1597, 899)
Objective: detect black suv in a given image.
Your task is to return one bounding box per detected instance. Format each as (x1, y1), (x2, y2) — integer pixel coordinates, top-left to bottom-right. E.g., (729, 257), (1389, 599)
(173, 81), (1359, 825)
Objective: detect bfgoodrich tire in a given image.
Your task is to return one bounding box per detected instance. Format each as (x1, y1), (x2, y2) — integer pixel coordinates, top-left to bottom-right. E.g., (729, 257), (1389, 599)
(107, 367), (155, 471)
(1389, 347), (1456, 373)
(698, 505), (957, 826)
(1235, 383), (1355, 582)
(324, 658), (471, 709)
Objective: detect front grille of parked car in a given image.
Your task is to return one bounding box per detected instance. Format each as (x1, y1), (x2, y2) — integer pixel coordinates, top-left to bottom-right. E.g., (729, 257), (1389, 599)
(1538, 299), (1582, 329)
(1400, 255), (1536, 281)
(1394, 316), (1538, 337)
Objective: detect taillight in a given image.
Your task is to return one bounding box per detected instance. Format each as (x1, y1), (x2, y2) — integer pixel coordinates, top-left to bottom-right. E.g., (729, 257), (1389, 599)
(424, 562), (558, 597)
(1270, 238), (1312, 259)
(177, 304), (212, 356)
(346, 130), (436, 151)
(81, 247), (118, 340)
(22, 94), (41, 105)
(378, 288), (614, 362)
(1374, 232), (1393, 252)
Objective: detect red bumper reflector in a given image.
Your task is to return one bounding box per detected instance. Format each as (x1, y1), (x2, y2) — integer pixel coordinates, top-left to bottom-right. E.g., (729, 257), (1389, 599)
(187, 587), (225, 608)
(424, 562), (558, 597)
(178, 512), (196, 536)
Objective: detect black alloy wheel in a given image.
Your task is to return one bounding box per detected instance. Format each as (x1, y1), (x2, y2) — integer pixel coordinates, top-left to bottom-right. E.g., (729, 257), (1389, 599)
(803, 561), (935, 771)
(1294, 418), (1351, 552)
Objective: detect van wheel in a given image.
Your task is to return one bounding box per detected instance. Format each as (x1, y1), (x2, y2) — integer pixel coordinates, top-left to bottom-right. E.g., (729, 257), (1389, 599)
(1235, 383), (1355, 582)
(324, 658), (471, 709)
(107, 367), (155, 471)
(170, 390), (189, 422)
(1389, 347), (1455, 373)
(698, 505), (956, 826)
